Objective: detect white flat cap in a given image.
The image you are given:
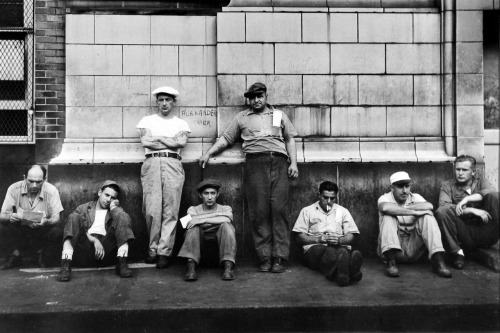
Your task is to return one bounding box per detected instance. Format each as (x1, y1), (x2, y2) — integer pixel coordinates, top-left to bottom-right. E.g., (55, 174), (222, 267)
(152, 86), (179, 98)
(390, 171), (412, 185)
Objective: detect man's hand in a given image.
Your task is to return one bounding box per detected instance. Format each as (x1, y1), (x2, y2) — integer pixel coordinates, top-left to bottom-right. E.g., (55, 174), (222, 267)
(186, 216), (203, 229)
(414, 210), (434, 217)
(10, 213), (22, 224)
(199, 153), (210, 169)
(288, 163), (299, 179)
(110, 199), (120, 210)
(469, 208), (492, 223)
(325, 233), (342, 246)
(456, 197), (469, 215)
(93, 239), (105, 259)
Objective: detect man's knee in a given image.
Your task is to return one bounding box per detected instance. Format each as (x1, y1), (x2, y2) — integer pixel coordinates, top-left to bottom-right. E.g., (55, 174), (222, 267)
(220, 222), (235, 236)
(483, 191), (499, 204)
(435, 205), (454, 221)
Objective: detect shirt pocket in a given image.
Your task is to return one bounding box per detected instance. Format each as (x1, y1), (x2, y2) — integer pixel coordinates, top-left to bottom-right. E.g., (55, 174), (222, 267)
(309, 218), (323, 234)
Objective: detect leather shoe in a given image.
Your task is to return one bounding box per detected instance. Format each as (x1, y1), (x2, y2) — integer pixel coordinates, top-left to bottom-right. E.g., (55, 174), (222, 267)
(336, 248), (350, 287)
(156, 255), (170, 269)
(144, 255), (158, 264)
(222, 261), (235, 280)
(116, 257), (133, 278)
(1, 254), (23, 270)
(384, 250), (400, 278)
(57, 259), (72, 282)
(184, 260), (197, 281)
(271, 258), (286, 273)
(451, 254), (465, 270)
(350, 250), (363, 283)
(259, 258), (271, 272)
(432, 252), (452, 278)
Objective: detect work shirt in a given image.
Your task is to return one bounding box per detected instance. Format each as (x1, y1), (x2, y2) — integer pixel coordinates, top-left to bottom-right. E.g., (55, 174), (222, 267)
(1, 181), (64, 220)
(293, 202), (360, 253)
(378, 191), (427, 232)
(222, 105), (297, 156)
(439, 177), (495, 208)
(136, 114), (191, 155)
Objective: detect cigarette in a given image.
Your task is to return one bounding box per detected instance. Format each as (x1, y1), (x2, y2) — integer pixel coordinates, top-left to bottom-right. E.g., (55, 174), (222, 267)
(327, 205), (331, 212)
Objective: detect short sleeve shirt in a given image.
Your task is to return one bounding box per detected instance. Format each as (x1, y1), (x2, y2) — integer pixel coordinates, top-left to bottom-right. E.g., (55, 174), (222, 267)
(1, 181), (64, 219)
(222, 105), (298, 156)
(439, 177), (495, 208)
(136, 114), (191, 154)
(293, 202), (360, 253)
(377, 191), (427, 231)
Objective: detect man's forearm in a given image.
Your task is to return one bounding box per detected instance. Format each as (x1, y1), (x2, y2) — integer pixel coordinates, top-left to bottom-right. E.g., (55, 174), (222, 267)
(285, 138), (297, 165)
(205, 137), (230, 157)
(297, 233), (322, 246)
(192, 211), (233, 224)
(462, 193), (483, 203)
(379, 204), (426, 216)
(406, 202), (433, 211)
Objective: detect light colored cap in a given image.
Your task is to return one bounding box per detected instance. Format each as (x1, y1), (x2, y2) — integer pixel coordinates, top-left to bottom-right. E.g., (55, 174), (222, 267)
(152, 86), (179, 98)
(390, 171), (411, 185)
(101, 180), (120, 192)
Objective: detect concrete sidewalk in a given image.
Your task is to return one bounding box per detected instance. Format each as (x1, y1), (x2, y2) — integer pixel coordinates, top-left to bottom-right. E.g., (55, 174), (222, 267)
(0, 257), (498, 332)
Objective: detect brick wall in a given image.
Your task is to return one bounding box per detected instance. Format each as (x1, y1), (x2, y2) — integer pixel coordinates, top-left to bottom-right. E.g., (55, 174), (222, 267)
(34, 0), (65, 139)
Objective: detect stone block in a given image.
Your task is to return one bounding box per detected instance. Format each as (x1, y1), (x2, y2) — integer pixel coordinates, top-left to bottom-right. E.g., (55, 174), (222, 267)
(206, 16), (217, 45)
(217, 13), (246, 42)
(485, 142), (499, 189)
(217, 75), (247, 106)
(275, 44), (330, 74)
(151, 16), (208, 45)
(207, 76), (217, 107)
(414, 75), (441, 106)
(358, 13), (412, 43)
(180, 107), (217, 138)
(331, 107), (386, 136)
(304, 141), (361, 162)
(329, 13), (358, 42)
(443, 43), (453, 74)
(360, 141), (417, 162)
(66, 76), (94, 107)
(359, 75), (413, 105)
(456, 43), (483, 73)
(333, 75), (358, 105)
(456, 74), (483, 105)
(66, 15), (94, 44)
(123, 45), (151, 75)
(456, 11), (483, 42)
(95, 76), (150, 107)
(202, 142), (245, 164)
(387, 44), (440, 74)
(217, 106), (247, 136)
(95, 15), (150, 44)
(179, 46), (216, 76)
(180, 142), (204, 164)
(286, 106), (331, 136)
(94, 141), (144, 163)
(457, 105), (484, 137)
(218, 43), (274, 74)
(150, 76), (208, 107)
(247, 75), (302, 105)
(415, 141), (455, 162)
(331, 44), (384, 74)
(456, 0), (494, 10)
(443, 74), (454, 105)
(303, 75), (333, 104)
(246, 13), (301, 42)
(123, 107), (153, 137)
(151, 46), (179, 75)
(303, 13), (328, 42)
(67, 107), (123, 138)
(50, 141), (93, 164)
(457, 137), (485, 162)
(413, 14), (441, 43)
(387, 107), (441, 136)
(66, 45), (122, 76)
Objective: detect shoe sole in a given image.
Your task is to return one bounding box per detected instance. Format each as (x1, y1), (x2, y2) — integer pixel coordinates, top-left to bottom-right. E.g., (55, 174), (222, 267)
(271, 266), (286, 273)
(337, 249), (350, 287)
(350, 250), (363, 283)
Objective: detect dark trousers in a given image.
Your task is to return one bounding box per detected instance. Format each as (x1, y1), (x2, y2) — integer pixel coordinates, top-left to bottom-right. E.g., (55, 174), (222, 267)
(436, 192), (499, 253)
(63, 212), (135, 267)
(0, 222), (62, 256)
(245, 154), (290, 261)
(303, 245), (351, 280)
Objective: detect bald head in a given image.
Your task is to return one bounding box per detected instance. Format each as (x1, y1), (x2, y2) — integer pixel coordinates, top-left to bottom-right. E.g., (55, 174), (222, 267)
(26, 165), (46, 195)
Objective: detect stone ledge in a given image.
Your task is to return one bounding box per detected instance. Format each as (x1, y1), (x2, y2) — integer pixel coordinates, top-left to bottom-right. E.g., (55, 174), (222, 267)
(225, 0), (438, 8)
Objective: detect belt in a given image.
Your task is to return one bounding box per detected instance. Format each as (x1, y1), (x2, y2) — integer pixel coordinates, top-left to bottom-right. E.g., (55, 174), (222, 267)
(246, 152), (288, 159)
(145, 152), (182, 160)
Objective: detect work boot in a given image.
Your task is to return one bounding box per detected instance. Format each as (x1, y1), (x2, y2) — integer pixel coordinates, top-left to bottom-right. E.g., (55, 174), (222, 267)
(145, 255), (158, 264)
(336, 247), (350, 287)
(271, 258), (286, 273)
(384, 250), (400, 278)
(156, 255), (170, 269)
(259, 258), (271, 272)
(184, 259), (197, 281)
(350, 250), (363, 283)
(1, 254), (23, 270)
(451, 253), (465, 270)
(116, 257), (133, 278)
(57, 259), (72, 282)
(36, 249), (47, 268)
(222, 261), (235, 281)
(431, 252), (452, 278)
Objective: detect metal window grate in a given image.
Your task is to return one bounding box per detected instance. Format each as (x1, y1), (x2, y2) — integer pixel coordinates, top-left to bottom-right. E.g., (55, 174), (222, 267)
(0, 0), (34, 143)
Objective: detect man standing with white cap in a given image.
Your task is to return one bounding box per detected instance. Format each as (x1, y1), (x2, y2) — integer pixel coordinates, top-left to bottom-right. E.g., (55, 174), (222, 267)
(136, 86), (191, 268)
(377, 171), (451, 278)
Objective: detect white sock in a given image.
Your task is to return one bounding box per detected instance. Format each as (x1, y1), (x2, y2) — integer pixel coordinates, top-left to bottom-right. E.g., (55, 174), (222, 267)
(117, 243), (129, 257)
(61, 250), (73, 260)
(456, 249), (464, 256)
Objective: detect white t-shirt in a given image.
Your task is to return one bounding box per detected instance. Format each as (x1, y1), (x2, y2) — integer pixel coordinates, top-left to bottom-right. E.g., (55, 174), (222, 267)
(88, 209), (107, 236)
(136, 114), (191, 154)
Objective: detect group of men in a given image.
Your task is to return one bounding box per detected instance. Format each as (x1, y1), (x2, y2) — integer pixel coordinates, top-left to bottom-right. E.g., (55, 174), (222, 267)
(0, 83), (498, 287)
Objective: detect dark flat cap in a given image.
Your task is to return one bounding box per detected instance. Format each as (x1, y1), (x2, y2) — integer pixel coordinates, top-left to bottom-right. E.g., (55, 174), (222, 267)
(197, 179), (222, 192)
(101, 180), (120, 192)
(244, 82), (267, 98)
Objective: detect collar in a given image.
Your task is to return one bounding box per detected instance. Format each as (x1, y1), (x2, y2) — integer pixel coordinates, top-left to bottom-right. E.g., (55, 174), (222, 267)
(21, 181), (46, 200)
(246, 104), (274, 116)
(391, 191), (414, 206)
(315, 201), (337, 215)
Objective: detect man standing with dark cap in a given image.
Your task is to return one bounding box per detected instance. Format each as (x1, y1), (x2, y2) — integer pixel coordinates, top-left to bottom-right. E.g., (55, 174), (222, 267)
(199, 82), (298, 273)
(377, 171), (451, 278)
(136, 86), (191, 269)
(57, 180), (135, 282)
(178, 179), (236, 281)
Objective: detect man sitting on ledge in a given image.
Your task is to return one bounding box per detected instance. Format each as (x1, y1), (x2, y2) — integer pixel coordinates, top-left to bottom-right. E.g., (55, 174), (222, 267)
(57, 180), (135, 282)
(435, 155), (499, 270)
(377, 172), (451, 278)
